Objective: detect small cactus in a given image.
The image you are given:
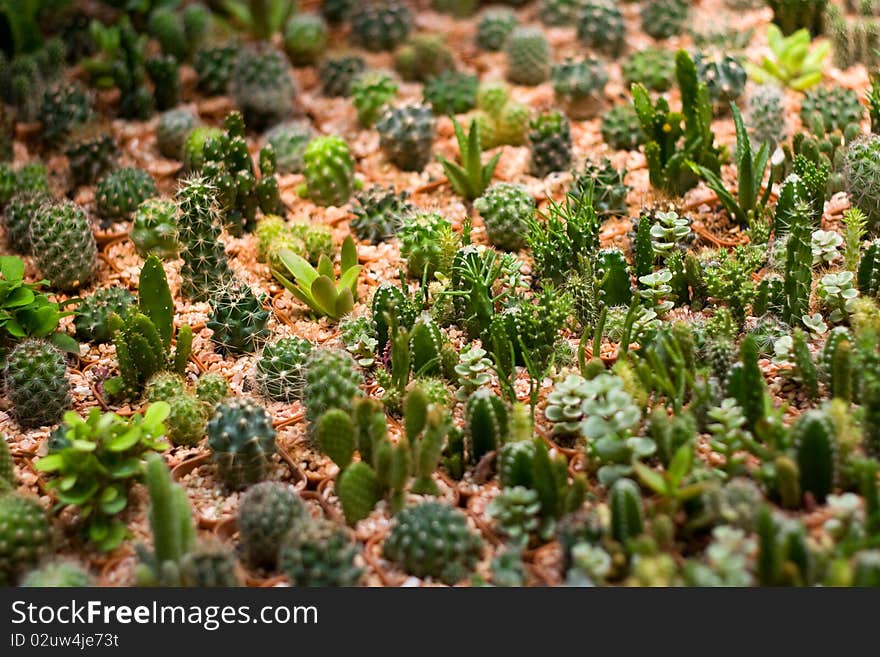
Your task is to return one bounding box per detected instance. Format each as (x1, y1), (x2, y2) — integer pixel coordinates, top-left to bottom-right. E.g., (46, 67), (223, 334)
(299, 135), (358, 207)
(3, 339), (70, 429)
(206, 399), (277, 490)
(237, 482), (306, 570)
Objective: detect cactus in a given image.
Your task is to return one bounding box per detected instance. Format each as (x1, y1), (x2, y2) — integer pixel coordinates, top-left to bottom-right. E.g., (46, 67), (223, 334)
(622, 47), (676, 93)
(237, 482), (306, 569)
(40, 82), (91, 141)
(64, 127), (118, 186)
(3, 339), (70, 429)
(95, 167), (157, 222)
(570, 159), (629, 218)
(319, 55), (366, 97)
(794, 410), (837, 503)
(283, 13), (327, 66)
(0, 437), (13, 492)
(551, 58), (609, 120)
(230, 45), (294, 131)
(474, 183), (534, 252)
(0, 493), (51, 585)
(255, 336), (313, 403)
(767, 0), (827, 35)
(144, 372), (187, 402)
(337, 461), (383, 525)
(194, 44), (237, 96)
(792, 329), (820, 400)
(279, 517), (362, 586)
(829, 338), (853, 402)
(858, 239), (880, 296)
(641, 0), (690, 40)
(207, 281), (270, 355)
(376, 105), (437, 172)
(131, 198), (179, 260)
(350, 185), (413, 245)
(146, 55), (180, 112)
(601, 103), (647, 151)
(505, 26), (551, 86)
(423, 71), (479, 116)
(264, 120), (314, 174)
(183, 126), (223, 172)
(299, 135), (358, 207)
(352, 71), (398, 128)
(399, 211), (454, 280)
(303, 348), (365, 430)
(2, 190), (52, 254)
(577, 0), (625, 57)
(843, 136), (880, 231)
(405, 388), (450, 494)
(322, 0), (354, 23)
(163, 394), (208, 446)
(29, 200), (97, 292)
(725, 336), (768, 434)
(383, 501), (483, 584)
(610, 478), (644, 546)
(156, 108), (198, 161)
(395, 34), (454, 83)
(540, 0), (583, 25)
(801, 86), (864, 133)
(694, 53), (747, 109)
(528, 111), (572, 178)
(196, 373), (228, 405)
(596, 248), (632, 306)
(350, 1), (412, 51)
(465, 388), (509, 464)
(745, 85), (787, 148)
(206, 399), (277, 490)
(175, 176), (234, 301)
(476, 7), (517, 51)
(782, 202), (813, 325)
(21, 561), (94, 587)
(74, 286), (135, 343)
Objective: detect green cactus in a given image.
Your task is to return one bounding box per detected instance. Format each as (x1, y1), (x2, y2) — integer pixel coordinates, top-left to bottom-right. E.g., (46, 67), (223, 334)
(337, 461), (383, 525)
(74, 286), (135, 343)
(0, 437), (13, 492)
(350, 185), (413, 245)
(610, 477), (644, 546)
(264, 120), (314, 174)
(194, 44), (237, 96)
(3, 339), (70, 429)
(829, 338), (853, 402)
(641, 0), (690, 40)
(95, 167), (157, 222)
(505, 26), (551, 86)
(383, 501), (483, 584)
(303, 348), (365, 430)
(322, 0), (354, 23)
(156, 108), (198, 161)
(570, 159), (629, 218)
(283, 13), (328, 66)
(694, 53), (747, 109)
(376, 105), (437, 171)
(319, 55), (366, 97)
(395, 34), (454, 83)
(237, 481), (306, 569)
(146, 54), (180, 112)
(230, 45), (294, 131)
(801, 86), (864, 133)
(488, 486), (541, 546)
(577, 0), (626, 57)
(745, 85), (787, 148)
(65, 127), (118, 186)
(2, 189), (51, 254)
(279, 517), (362, 586)
(0, 162), (48, 209)
(163, 394), (208, 447)
(0, 493), (51, 585)
(465, 388), (509, 464)
(29, 200), (97, 292)
(144, 372), (187, 402)
(843, 136), (880, 231)
(350, 1), (412, 51)
(793, 409), (837, 504)
(792, 329), (820, 400)
(423, 71), (479, 116)
(298, 135), (358, 207)
(206, 399), (277, 490)
(131, 198), (179, 260)
(352, 71), (398, 128)
(596, 248), (632, 306)
(206, 281), (270, 355)
(528, 111), (572, 178)
(40, 82), (92, 141)
(767, 0), (827, 35)
(540, 0), (583, 25)
(858, 240), (880, 295)
(21, 561), (94, 587)
(782, 202), (813, 325)
(474, 183), (535, 252)
(175, 175), (234, 301)
(551, 58), (609, 120)
(255, 336), (313, 403)
(725, 335), (767, 433)
(399, 211), (454, 280)
(622, 47), (676, 93)
(476, 7), (517, 51)
(600, 103), (647, 151)
(196, 373), (228, 405)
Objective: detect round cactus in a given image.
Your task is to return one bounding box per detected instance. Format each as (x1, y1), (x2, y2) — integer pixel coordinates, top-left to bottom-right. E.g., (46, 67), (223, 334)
(474, 183), (535, 251)
(237, 481), (306, 570)
(551, 58), (609, 120)
(206, 398), (277, 490)
(801, 86), (865, 133)
(279, 517), (363, 586)
(144, 372), (188, 402)
(476, 7), (517, 51)
(844, 136), (880, 231)
(300, 135), (357, 207)
(376, 105), (436, 171)
(383, 501), (483, 584)
(352, 71), (398, 128)
(3, 339), (71, 429)
(394, 34), (455, 83)
(207, 281), (270, 355)
(505, 26), (551, 86)
(21, 560), (94, 587)
(65, 127), (118, 187)
(255, 336), (314, 403)
(164, 394), (208, 446)
(40, 82), (92, 141)
(577, 0), (626, 58)
(156, 108), (198, 160)
(528, 111), (573, 178)
(601, 103), (646, 151)
(350, 185), (413, 245)
(0, 494), (52, 585)
(283, 13), (328, 66)
(745, 85), (787, 148)
(398, 211), (453, 279)
(29, 200), (97, 292)
(196, 373), (228, 405)
(319, 55), (366, 97)
(2, 189), (52, 254)
(302, 348), (364, 429)
(350, 1), (412, 52)
(622, 47), (676, 93)
(179, 542), (241, 587)
(264, 120), (314, 174)
(694, 53), (747, 108)
(194, 43), (237, 96)
(641, 0), (690, 40)
(229, 45), (294, 131)
(74, 286), (135, 343)
(131, 197), (179, 260)
(95, 167), (158, 221)
(182, 126), (224, 172)
(423, 71), (479, 116)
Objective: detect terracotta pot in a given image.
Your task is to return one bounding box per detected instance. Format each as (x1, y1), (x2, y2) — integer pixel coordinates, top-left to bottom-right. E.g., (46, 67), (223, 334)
(362, 533), (407, 587)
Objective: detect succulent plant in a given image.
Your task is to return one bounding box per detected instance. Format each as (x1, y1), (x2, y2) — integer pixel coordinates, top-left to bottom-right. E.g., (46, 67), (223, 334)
(395, 34), (455, 83)
(264, 120), (314, 174)
(146, 54), (181, 112)
(474, 182), (535, 251)
(229, 45), (294, 131)
(131, 198), (179, 260)
(303, 348), (364, 430)
(40, 82), (91, 141)
(194, 43), (237, 96)
(183, 126), (224, 172)
(641, 0), (690, 40)
(350, 185), (413, 244)
(156, 108), (198, 161)
(144, 372), (187, 402)
(207, 281), (270, 355)
(299, 135), (358, 207)
(476, 7), (518, 51)
(540, 0), (584, 25)
(255, 336), (314, 402)
(383, 501), (483, 584)
(622, 47), (676, 93)
(601, 103), (647, 151)
(745, 85), (787, 148)
(376, 105), (437, 171)
(0, 493), (51, 585)
(3, 338), (70, 429)
(352, 71), (398, 128)
(801, 86), (865, 133)
(576, 0), (626, 57)
(551, 58), (609, 120)
(423, 71), (479, 116)
(844, 136), (880, 231)
(95, 167), (157, 222)
(64, 127), (118, 187)
(350, 1), (412, 51)
(283, 13), (328, 66)
(505, 26), (551, 86)
(163, 393), (208, 446)
(488, 486), (541, 546)
(196, 373), (228, 405)
(545, 374), (592, 442)
(2, 189), (52, 254)
(21, 561), (94, 587)
(399, 211), (454, 279)
(279, 517), (362, 586)
(528, 111), (573, 178)
(238, 482), (306, 569)
(570, 159), (629, 217)
(206, 399), (277, 490)
(74, 286), (135, 343)
(29, 200), (97, 292)
(319, 55), (367, 98)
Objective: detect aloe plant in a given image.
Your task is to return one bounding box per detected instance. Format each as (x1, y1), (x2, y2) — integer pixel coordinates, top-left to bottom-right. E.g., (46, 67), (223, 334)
(689, 104), (772, 226)
(744, 25), (828, 91)
(273, 234), (362, 320)
(437, 118), (500, 201)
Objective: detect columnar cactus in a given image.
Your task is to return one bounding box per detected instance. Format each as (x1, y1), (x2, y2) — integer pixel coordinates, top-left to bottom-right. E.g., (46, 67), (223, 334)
(465, 388), (509, 464)
(843, 136), (880, 231)
(793, 410), (837, 503)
